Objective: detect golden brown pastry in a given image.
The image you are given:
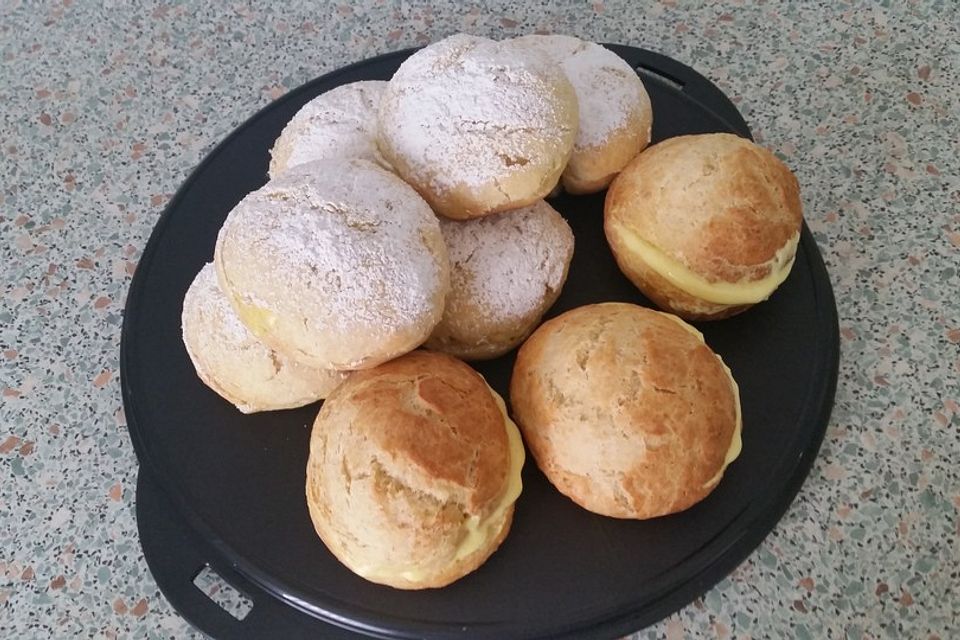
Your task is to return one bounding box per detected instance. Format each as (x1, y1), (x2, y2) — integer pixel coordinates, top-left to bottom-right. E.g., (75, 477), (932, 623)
(604, 133), (803, 320)
(305, 351), (525, 589)
(509, 302), (741, 519)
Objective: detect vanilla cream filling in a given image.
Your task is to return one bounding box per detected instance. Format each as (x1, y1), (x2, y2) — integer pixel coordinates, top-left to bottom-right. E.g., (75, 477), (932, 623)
(215, 261), (278, 340)
(230, 295), (278, 339)
(617, 226), (800, 305)
(702, 372), (742, 489)
(358, 387), (525, 584)
(660, 314), (742, 489)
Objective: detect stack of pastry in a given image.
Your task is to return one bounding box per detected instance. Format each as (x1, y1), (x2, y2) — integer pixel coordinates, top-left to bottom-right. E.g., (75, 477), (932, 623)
(180, 32), (803, 589)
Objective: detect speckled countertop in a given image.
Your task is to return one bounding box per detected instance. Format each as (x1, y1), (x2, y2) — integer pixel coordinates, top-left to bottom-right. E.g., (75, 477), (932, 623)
(1, 1), (958, 638)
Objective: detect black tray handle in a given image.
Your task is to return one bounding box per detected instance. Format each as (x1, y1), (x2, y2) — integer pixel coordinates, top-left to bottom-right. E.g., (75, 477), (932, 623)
(136, 470), (357, 639)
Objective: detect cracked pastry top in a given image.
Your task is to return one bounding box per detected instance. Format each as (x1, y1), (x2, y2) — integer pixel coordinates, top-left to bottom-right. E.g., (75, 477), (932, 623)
(377, 33), (579, 220)
(305, 350), (525, 589)
(509, 302), (741, 519)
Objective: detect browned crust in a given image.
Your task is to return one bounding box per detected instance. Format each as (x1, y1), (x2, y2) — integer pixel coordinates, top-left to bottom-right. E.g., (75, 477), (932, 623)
(509, 303), (738, 519)
(424, 317), (544, 361)
(305, 350), (515, 588)
(307, 490), (514, 590)
(326, 351), (507, 511)
(604, 133), (802, 282)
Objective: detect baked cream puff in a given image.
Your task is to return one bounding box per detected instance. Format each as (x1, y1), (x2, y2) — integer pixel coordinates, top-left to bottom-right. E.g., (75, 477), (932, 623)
(425, 200), (574, 360)
(305, 350), (524, 589)
(214, 158), (449, 371)
(508, 34), (653, 194)
(268, 81), (389, 178)
(604, 133), (802, 320)
(510, 302), (741, 519)
(378, 33), (579, 219)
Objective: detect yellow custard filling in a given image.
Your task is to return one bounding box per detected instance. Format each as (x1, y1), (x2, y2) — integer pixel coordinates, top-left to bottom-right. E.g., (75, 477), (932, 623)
(230, 295), (278, 339)
(702, 374), (742, 489)
(448, 390), (525, 561)
(359, 387), (525, 584)
(617, 226), (799, 305)
(660, 314), (743, 489)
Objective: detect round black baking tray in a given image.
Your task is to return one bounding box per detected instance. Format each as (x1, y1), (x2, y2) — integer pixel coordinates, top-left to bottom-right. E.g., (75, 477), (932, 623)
(122, 45), (839, 639)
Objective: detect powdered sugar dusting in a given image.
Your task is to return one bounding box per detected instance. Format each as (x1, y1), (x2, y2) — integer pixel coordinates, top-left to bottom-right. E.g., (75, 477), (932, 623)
(269, 81), (389, 178)
(185, 262), (258, 346)
(438, 199), (574, 324)
(511, 35), (649, 149)
(181, 262), (347, 410)
(215, 158), (448, 356)
(379, 34), (576, 193)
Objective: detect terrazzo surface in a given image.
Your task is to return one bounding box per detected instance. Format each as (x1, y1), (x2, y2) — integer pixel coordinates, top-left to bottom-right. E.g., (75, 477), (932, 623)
(1, 1), (958, 638)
